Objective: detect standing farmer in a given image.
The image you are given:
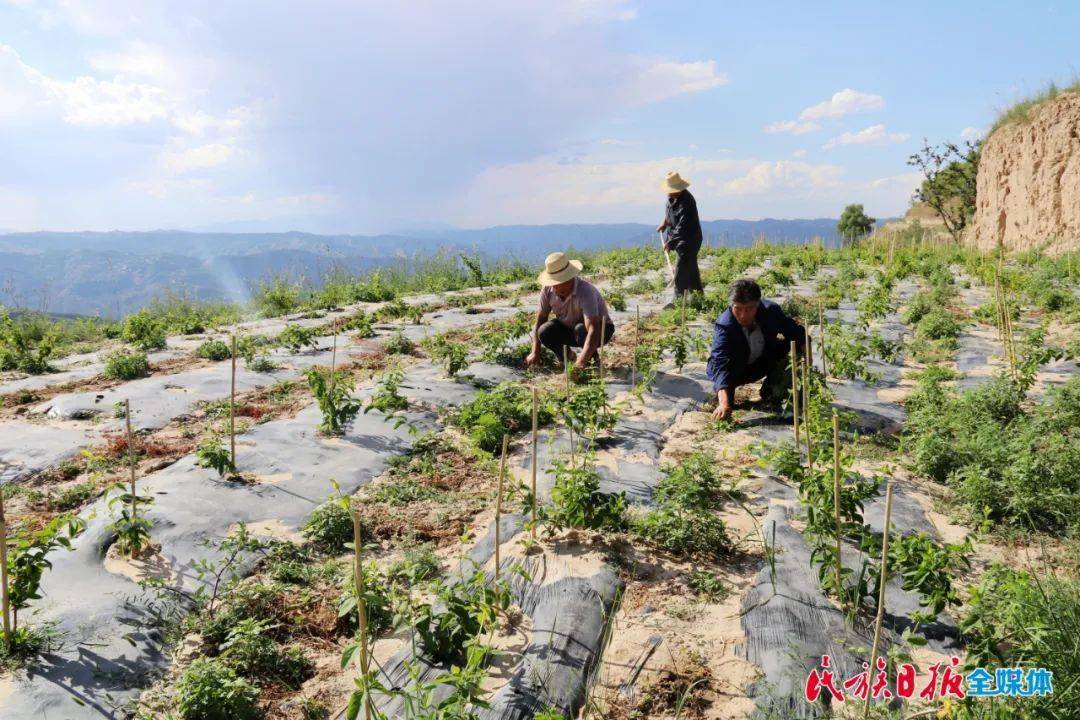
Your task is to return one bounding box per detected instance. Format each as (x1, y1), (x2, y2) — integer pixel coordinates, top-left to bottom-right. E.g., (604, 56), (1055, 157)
(656, 171), (704, 297)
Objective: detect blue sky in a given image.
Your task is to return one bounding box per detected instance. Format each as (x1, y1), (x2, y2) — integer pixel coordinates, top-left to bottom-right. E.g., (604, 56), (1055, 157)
(1, 1), (1077, 233)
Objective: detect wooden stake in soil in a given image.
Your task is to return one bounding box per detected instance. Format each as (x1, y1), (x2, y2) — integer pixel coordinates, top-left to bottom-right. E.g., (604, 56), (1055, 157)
(563, 344), (575, 468)
(832, 410), (843, 601)
(125, 398), (138, 557)
(598, 315), (606, 384)
(229, 334), (237, 468)
(0, 489), (10, 651)
(818, 303), (828, 382)
(864, 481), (895, 719)
(790, 340), (800, 449)
(329, 333), (338, 393)
(631, 305), (640, 388)
(531, 387), (538, 538)
(351, 505), (373, 720)
(802, 337), (812, 470)
(495, 434), (508, 581)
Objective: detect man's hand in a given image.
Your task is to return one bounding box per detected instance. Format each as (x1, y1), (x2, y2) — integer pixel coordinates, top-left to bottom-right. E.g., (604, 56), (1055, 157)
(524, 349), (540, 368)
(712, 389), (733, 420)
(655, 222), (668, 233)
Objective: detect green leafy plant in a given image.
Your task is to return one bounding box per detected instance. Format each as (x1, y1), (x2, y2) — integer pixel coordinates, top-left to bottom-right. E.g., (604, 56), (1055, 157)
(277, 323), (319, 352)
(303, 498), (354, 552)
(336, 560), (395, 635)
(307, 366), (362, 435)
(384, 331), (414, 355)
(0, 308), (57, 374)
(341, 309), (375, 338)
(6, 514), (86, 630)
(915, 307), (962, 341)
(121, 310), (168, 350)
(687, 570), (730, 601)
(103, 349), (150, 380)
(823, 323), (876, 381)
(106, 483), (154, 557)
(426, 333), (469, 377)
(195, 339), (232, 361)
(560, 381), (620, 442)
(256, 276), (303, 317)
(219, 618), (313, 688)
(195, 437), (236, 478)
(175, 657), (261, 720)
(450, 381), (553, 453)
(542, 460), (627, 532)
(412, 567), (509, 664)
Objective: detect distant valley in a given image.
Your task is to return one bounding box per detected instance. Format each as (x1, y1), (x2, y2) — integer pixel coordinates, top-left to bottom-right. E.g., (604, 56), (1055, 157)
(0, 219), (854, 317)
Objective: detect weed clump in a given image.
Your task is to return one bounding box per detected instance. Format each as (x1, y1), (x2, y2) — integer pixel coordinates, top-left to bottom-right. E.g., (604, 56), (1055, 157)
(450, 381), (553, 454)
(303, 499), (353, 553)
(121, 310), (167, 350)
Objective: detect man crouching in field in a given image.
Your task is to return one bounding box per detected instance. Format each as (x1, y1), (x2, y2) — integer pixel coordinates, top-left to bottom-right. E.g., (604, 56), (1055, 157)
(708, 278), (805, 420)
(525, 251), (614, 377)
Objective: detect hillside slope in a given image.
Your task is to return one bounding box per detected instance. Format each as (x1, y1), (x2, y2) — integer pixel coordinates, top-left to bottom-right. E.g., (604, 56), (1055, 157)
(972, 89), (1080, 253)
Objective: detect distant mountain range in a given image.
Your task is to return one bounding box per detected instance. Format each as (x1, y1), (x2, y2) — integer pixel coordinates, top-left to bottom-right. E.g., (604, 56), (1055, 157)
(0, 219), (860, 317)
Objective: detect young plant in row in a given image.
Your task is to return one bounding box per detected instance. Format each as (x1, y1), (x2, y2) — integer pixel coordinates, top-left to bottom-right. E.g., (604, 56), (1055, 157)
(106, 482), (155, 557)
(195, 436), (237, 478)
(449, 381), (554, 454)
(541, 458), (627, 532)
(0, 308), (57, 374)
(276, 323), (320, 352)
(425, 333), (469, 377)
(307, 365), (362, 435)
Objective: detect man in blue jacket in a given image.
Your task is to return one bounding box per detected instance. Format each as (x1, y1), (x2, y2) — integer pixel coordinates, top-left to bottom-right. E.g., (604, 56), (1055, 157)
(708, 278), (806, 420)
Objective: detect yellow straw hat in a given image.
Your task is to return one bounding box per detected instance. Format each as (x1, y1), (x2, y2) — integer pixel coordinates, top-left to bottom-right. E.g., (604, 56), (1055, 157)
(537, 251), (583, 287)
(661, 171), (691, 192)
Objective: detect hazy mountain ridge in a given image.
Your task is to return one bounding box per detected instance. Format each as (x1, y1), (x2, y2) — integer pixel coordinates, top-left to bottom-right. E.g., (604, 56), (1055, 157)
(1, 219), (855, 316)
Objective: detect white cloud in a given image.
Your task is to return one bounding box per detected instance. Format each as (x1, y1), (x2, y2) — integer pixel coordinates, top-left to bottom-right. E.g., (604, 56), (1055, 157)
(1, 42), (171, 126)
(764, 119), (821, 135)
(559, 0), (638, 22)
(723, 160), (844, 195)
(960, 126), (985, 142)
(792, 149), (808, 158)
(597, 137), (638, 147)
(621, 59), (728, 105)
(823, 124), (910, 149)
(161, 142), (236, 173)
(799, 88), (884, 120)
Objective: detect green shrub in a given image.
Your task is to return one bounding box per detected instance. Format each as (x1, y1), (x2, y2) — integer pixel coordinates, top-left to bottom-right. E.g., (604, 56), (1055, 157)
(303, 499), (353, 552)
(196, 339), (232, 361)
(341, 310), (375, 338)
(905, 375), (1079, 533)
(633, 505), (729, 556)
(219, 618), (313, 688)
(959, 564), (1079, 717)
(276, 324), (319, 352)
(103, 349), (149, 380)
(384, 331), (414, 355)
(0, 309), (57, 374)
(336, 561), (395, 635)
(350, 270), (397, 303)
(306, 366), (361, 434)
(256, 277), (302, 316)
(607, 290), (627, 312)
(175, 657), (260, 720)
(425, 334), (469, 376)
(450, 382), (553, 453)
(413, 569), (509, 664)
(915, 308), (962, 341)
(199, 581), (284, 646)
(543, 461), (627, 532)
(121, 310), (167, 350)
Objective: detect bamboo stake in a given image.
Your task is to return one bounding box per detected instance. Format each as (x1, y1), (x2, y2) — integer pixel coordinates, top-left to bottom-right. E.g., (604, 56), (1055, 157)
(598, 315), (606, 384)
(818, 304), (828, 382)
(229, 334), (237, 468)
(351, 505), (372, 720)
(330, 333), (338, 392)
(531, 388), (538, 538)
(495, 434), (508, 581)
(832, 411), (843, 600)
(790, 341), (800, 449)
(0, 489), (10, 651)
(631, 305), (640, 388)
(564, 346), (575, 468)
(125, 398), (138, 557)
(864, 482), (895, 719)
(803, 337), (812, 470)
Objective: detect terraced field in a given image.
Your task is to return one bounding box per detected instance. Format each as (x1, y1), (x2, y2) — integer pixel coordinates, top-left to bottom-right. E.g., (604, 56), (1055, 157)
(0, 242), (1076, 720)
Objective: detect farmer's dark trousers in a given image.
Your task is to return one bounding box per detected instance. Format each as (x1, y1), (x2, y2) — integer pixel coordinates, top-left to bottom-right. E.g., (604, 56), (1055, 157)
(674, 247), (704, 296)
(720, 341), (790, 405)
(537, 319), (616, 365)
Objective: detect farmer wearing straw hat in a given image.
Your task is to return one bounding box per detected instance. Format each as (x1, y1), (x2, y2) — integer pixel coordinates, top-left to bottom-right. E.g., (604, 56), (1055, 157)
(525, 251), (614, 375)
(656, 171), (704, 296)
